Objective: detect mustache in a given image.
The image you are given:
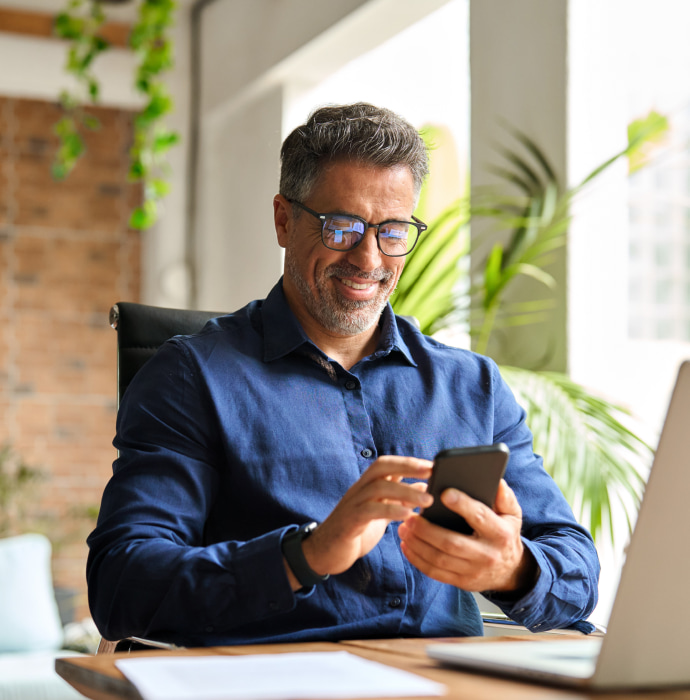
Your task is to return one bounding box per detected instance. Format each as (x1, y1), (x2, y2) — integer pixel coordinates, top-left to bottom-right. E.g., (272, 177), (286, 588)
(324, 262), (394, 284)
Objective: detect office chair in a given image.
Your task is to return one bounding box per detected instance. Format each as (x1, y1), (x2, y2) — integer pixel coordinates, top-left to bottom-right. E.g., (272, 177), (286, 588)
(97, 302), (226, 654)
(109, 301), (226, 406)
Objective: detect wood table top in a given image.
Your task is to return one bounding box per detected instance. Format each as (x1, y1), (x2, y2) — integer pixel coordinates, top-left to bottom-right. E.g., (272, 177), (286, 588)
(55, 636), (690, 700)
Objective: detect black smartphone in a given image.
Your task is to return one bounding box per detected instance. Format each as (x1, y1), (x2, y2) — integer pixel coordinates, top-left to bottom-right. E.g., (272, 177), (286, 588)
(421, 443), (509, 534)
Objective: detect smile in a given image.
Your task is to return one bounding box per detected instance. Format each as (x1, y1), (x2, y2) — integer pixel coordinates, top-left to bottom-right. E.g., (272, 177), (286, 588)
(340, 279), (376, 290)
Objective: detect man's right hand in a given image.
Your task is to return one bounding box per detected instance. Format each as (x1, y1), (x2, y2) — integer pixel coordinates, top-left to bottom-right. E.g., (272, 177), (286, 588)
(284, 456), (433, 590)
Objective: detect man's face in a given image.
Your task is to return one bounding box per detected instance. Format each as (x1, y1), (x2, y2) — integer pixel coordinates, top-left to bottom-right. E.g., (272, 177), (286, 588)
(276, 161), (416, 338)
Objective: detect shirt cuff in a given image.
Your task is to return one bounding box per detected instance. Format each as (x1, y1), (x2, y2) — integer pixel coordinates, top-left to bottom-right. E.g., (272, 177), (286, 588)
(481, 537), (551, 631)
(481, 538), (597, 634)
(230, 526), (314, 622)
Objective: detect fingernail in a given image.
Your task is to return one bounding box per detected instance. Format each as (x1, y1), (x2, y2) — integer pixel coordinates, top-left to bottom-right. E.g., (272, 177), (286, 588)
(443, 488), (460, 504)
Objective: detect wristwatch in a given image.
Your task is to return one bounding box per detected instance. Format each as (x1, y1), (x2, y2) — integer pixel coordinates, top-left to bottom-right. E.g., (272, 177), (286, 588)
(281, 521), (330, 588)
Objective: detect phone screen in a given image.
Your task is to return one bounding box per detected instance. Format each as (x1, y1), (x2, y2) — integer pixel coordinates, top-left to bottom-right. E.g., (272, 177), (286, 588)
(421, 443), (509, 534)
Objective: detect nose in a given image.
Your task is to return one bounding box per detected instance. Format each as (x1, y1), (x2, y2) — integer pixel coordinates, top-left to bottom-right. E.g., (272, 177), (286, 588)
(345, 226), (383, 272)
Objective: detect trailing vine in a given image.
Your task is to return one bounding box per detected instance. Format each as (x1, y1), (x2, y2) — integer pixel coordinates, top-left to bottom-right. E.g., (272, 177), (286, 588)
(52, 0), (108, 180)
(53, 0), (179, 230)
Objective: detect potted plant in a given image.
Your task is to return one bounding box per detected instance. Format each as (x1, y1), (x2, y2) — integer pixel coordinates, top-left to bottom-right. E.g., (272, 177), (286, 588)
(393, 114), (668, 545)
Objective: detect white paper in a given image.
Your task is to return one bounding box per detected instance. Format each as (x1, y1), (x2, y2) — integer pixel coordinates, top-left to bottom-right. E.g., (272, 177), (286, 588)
(116, 650), (446, 700)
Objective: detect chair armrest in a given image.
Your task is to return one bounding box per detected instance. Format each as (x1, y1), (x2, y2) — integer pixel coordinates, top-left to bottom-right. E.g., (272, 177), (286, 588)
(97, 637), (182, 654)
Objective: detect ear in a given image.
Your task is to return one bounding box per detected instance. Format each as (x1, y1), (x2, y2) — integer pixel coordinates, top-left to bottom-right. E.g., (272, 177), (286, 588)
(274, 195), (292, 248)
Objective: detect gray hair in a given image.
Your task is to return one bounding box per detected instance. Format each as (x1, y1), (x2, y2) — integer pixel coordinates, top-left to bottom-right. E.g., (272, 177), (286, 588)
(279, 103), (429, 203)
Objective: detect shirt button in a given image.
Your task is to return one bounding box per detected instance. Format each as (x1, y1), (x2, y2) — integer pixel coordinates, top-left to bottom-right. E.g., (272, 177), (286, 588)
(345, 380), (357, 390)
(204, 625), (214, 633)
(361, 448), (373, 458)
(268, 601), (279, 612)
(388, 597), (402, 608)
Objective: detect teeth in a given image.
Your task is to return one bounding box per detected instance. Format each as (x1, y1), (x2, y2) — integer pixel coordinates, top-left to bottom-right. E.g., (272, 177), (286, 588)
(341, 279), (374, 290)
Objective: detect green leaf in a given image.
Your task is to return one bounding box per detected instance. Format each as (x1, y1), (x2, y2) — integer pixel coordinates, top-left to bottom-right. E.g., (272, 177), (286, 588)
(149, 178), (170, 198)
(129, 158), (147, 180)
(129, 200), (158, 230)
(82, 114), (101, 131)
(501, 367), (651, 543)
(54, 13), (83, 40)
(51, 161), (70, 180)
(510, 262), (557, 289)
(483, 243), (504, 301)
(627, 110), (669, 173)
(153, 131), (180, 154)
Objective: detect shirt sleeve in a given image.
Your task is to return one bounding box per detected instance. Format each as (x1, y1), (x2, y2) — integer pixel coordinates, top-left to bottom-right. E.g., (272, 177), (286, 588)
(480, 360), (600, 632)
(86, 339), (302, 643)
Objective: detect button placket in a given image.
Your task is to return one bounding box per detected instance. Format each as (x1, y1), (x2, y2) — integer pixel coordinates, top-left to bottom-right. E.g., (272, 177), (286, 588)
(338, 371), (376, 471)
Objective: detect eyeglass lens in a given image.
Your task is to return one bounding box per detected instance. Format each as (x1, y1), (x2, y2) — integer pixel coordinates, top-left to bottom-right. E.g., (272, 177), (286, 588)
(322, 215), (416, 255)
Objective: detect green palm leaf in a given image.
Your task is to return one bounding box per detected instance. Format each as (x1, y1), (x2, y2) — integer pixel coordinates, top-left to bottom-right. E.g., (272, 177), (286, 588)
(500, 367), (651, 542)
(393, 117), (666, 544)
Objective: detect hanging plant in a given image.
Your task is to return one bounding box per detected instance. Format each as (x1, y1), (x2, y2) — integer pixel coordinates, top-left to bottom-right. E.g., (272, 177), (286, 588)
(53, 0), (179, 230)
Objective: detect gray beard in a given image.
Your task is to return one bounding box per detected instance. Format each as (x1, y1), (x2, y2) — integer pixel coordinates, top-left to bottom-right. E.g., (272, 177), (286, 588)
(284, 250), (393, 336)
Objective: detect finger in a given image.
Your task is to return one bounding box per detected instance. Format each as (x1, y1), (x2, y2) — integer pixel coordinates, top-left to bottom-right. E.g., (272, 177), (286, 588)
(494, 479), (522, 519)
(440, 488), (497, 537)
(361, 456), (433, 484)
(401, 512), (479, 559)
(399, 528), (482, 590)
(357, 478), (433, 510)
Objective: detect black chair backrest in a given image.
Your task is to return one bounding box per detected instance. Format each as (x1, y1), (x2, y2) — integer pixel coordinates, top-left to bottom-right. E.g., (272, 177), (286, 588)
(110, 302), (225, 406)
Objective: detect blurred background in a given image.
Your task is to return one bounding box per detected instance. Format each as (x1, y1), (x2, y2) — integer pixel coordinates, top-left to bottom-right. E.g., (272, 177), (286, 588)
(1, 0), (689, 630)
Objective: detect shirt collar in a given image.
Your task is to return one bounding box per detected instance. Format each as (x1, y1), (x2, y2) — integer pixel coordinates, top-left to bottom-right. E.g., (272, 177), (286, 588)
(262, 280), (313, 362)
(261, 278), (417, 367)
(376, 304), (417, 367)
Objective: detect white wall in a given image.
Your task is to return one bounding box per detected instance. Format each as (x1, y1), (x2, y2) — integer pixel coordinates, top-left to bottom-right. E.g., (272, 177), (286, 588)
(566, 0), (630, 394)
(193, 0), (454, 311)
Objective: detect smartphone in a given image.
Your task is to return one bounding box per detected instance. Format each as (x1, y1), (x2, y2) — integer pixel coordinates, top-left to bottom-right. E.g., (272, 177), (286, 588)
(421, 443), (509, 534)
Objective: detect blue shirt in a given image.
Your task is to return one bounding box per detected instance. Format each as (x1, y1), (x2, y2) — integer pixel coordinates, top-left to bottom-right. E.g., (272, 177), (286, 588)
(87, 280), (599, 646)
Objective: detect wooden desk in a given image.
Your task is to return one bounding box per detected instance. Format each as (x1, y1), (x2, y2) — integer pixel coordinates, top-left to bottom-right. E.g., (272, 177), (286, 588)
(55, 637), (690, 700)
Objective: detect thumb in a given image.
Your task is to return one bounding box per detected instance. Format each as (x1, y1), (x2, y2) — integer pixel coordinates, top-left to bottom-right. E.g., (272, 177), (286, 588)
(495, 479), (522, 518)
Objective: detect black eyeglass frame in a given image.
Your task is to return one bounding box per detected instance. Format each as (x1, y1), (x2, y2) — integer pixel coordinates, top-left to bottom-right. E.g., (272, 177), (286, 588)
(288, 199), (427, 257)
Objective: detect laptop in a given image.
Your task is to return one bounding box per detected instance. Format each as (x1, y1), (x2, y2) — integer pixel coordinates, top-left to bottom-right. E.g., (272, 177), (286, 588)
(427, 360), (690, 691)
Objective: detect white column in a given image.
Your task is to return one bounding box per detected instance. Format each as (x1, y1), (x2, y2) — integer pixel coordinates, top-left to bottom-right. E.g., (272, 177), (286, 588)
(470, 0), (568, 371)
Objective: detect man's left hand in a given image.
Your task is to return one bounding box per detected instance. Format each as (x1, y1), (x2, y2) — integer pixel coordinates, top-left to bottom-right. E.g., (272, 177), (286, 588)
(398, 479), (537, 594)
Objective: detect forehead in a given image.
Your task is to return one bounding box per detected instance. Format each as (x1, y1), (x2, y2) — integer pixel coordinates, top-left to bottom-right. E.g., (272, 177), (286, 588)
(308, 160), (416, 212)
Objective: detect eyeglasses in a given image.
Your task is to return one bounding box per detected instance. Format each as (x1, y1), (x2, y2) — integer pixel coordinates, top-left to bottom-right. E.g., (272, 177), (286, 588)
(288, 200), (427, 257)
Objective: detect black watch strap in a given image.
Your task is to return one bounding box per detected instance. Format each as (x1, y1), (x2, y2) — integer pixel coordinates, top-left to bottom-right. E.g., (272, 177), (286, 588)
(281, 521), (330, 588)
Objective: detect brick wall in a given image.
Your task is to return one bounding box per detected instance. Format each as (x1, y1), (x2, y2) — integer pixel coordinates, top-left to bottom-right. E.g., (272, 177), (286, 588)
(0, 95), (141, 621)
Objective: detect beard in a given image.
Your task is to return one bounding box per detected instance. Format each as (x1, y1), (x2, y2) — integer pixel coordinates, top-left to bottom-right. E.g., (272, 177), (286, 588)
(284, 250), (396, 336)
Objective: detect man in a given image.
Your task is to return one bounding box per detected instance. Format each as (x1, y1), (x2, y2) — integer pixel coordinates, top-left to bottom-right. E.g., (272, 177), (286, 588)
(87, 103), (599, 646)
